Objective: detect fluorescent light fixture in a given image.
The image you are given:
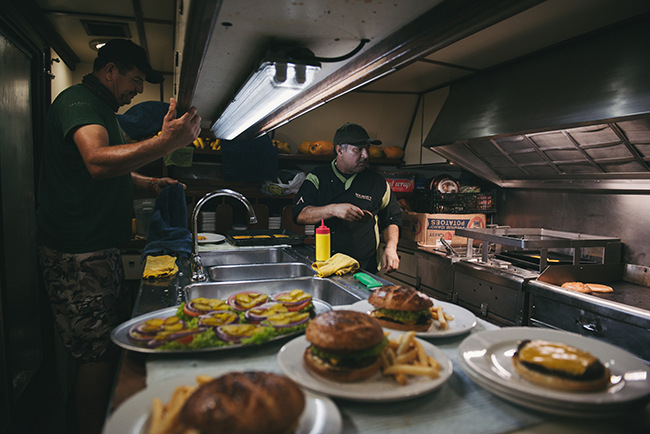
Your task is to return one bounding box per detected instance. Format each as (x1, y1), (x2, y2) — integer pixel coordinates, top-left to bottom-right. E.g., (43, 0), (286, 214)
(211, 60), (320, 139)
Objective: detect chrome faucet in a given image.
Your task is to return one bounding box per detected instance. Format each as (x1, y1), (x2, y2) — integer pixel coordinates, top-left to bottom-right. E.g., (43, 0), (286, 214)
(190, 189), (257, 282)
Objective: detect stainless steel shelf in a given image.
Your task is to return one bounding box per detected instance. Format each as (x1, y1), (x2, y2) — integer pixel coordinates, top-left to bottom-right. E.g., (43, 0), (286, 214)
(454, 227), (621, 271)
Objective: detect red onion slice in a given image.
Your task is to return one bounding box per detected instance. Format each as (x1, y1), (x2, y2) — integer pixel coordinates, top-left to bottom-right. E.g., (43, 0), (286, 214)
(244, 302), (286, 323)
(214, 324), (267, 344)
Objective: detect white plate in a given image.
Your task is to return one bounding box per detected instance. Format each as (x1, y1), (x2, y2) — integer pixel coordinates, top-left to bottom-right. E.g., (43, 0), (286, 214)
(197, 233), (226, 244)
(102, 373), (342, 434)
(461, 363), (638, 418)
(277, 334), (453, 402)
(458, 327), (650, 410)
(347, 299), (477, 338)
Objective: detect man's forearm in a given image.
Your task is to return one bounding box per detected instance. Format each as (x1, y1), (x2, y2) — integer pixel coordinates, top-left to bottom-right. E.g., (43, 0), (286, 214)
(383, 224), (400, 250)
(295, 205), (337, 225)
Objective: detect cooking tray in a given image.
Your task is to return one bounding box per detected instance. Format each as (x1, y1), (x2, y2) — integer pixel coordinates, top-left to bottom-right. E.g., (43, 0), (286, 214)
(226, 229), (305, 246)
(111, 299), (332, 354)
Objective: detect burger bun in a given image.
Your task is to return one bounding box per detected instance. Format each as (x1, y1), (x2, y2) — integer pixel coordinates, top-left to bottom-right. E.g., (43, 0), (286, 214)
(180, 371), (305, 434)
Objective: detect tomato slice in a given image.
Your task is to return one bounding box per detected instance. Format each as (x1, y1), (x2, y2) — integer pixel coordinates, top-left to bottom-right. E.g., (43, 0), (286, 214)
(183, 303), (201, 317)
(175, 335), (194, 344)
(284, 299), (312, 312)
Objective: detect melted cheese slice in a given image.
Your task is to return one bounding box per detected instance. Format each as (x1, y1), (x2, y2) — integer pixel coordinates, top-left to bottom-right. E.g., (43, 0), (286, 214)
(519, 340), (598, 376)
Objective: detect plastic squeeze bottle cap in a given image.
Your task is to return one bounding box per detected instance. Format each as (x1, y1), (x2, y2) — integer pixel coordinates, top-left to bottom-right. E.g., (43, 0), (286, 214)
(316, 219), (330, 235)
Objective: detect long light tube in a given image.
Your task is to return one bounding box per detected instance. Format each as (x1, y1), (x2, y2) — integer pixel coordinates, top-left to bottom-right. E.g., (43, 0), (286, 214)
(211, 61), (320, 139)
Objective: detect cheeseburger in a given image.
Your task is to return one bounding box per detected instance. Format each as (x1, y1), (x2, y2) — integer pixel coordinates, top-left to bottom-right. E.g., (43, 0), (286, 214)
(179, 371), (305, 434)
(512, 339), (610, 392)
(303, 310), (387, 382)
(368, 285), (433, 332)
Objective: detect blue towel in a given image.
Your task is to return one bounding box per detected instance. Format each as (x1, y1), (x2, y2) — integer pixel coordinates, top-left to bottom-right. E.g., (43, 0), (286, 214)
(117, 101), (170, 140)
(221, 135), (278, 182)
(141, 184), (192, 261)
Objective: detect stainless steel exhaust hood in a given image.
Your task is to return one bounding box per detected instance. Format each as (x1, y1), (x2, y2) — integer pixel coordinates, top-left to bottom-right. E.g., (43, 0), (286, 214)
(424, 14), (650, 191)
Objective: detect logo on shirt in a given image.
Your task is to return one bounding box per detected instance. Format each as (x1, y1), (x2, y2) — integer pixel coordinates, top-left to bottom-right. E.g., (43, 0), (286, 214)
(296, 197), (304, 204)
(355, 193), (372, 201)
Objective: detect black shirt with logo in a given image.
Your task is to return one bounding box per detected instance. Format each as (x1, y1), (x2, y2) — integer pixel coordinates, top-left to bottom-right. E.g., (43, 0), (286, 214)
(292, 160), (402, 271)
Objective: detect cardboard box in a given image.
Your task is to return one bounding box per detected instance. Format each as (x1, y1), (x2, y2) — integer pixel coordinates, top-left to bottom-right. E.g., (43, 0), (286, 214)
(402, 212), (486, 246)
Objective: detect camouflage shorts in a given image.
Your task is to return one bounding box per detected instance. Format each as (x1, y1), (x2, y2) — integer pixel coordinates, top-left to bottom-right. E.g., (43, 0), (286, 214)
(38, 245), (129, 364)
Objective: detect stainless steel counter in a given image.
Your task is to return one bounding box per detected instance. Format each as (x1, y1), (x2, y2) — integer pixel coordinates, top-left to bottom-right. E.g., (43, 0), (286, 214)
(105, 244), (650, 434)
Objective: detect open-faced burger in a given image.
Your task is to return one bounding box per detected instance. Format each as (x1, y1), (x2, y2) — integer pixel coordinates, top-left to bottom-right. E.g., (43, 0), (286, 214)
(273, 289), (313, 312)
(227, 291), (269, 312)
(214, 324), (269, 344)
(245, 302), (311, 333)
(128, 316), (206, 348)
(198, 310), (239, 328)
(183, 297), (231, 317)
(512, 339), (611, 391)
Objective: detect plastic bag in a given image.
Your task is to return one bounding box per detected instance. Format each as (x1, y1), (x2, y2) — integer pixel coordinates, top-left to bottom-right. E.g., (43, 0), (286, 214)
(260, 170), (306, 196)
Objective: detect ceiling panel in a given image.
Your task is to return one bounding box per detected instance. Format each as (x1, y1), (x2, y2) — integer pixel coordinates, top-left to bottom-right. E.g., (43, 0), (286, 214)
(192, 0), (444, 122)
(427, 0), (650, 70)
(37, 0), (175, 70)
(362, 62), (471, 93)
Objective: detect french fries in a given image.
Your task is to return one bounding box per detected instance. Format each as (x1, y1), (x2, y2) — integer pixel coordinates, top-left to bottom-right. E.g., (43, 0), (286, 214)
(148, 376), (211, 434)
(380, 331), (442, 385)
(429, 304), (454, 330)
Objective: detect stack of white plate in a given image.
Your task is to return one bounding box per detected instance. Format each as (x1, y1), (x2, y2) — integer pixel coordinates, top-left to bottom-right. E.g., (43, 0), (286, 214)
(458, 327), (650, 418)
(268, 216), (281, 230)
(200, 212), (216, 232)
(305, 224), (315, 236)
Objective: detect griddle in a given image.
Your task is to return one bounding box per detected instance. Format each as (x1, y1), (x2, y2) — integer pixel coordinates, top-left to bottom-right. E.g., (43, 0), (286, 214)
(495, 250), (599, 270)
(537, 263), (650, 312)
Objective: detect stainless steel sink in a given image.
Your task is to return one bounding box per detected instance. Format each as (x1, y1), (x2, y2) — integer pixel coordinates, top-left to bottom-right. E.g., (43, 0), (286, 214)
(199, 248), (298, 267)
(184, 277), (363, 307)
(207, 262), (316, 282)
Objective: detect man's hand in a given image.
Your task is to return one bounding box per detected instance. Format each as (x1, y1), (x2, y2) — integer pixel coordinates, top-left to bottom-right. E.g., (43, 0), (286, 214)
(159, 98), (202, 152)
(150, 177), (186, 195)
(381, 246), (400, 272)
(381, 224), (400, 272)
(330, 203), (365, 222)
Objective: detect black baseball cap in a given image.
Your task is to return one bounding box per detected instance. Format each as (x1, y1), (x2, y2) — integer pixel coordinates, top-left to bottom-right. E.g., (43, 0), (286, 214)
(333, 123), (381, 147)
(97, 39), (164, 84)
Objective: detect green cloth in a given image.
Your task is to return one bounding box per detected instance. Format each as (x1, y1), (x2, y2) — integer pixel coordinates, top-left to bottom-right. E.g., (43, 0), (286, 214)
(36, 84), (133, 253)
(163, 147), (194, 167)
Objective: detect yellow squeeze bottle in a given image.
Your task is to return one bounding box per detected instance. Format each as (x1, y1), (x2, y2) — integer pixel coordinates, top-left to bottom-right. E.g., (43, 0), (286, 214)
(315, 219), (331, 262)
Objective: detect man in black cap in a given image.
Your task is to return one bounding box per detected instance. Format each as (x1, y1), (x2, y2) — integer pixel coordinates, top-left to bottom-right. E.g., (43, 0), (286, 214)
(35, 39), (201, 434)
(292, 122), (402, 272)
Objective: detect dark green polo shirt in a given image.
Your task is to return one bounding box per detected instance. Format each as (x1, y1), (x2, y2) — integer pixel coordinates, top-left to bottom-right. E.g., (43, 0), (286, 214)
(292, 160), (402, 270)
(36, 84), (133, 253)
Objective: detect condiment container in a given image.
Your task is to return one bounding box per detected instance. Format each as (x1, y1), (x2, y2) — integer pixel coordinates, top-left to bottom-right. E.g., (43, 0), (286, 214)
(315, 219), (331, 262)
